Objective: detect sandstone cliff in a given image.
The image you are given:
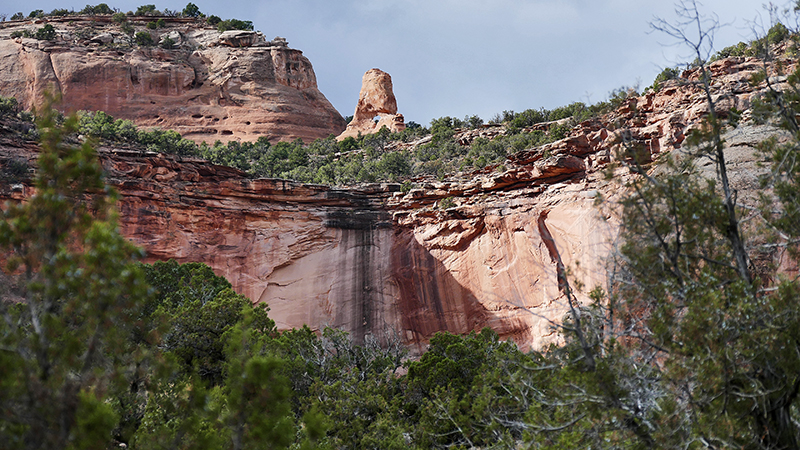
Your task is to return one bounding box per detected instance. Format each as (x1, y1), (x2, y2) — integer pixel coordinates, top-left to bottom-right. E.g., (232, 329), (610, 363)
(0, 54), (784, 352)
(0, 16), (346, 144)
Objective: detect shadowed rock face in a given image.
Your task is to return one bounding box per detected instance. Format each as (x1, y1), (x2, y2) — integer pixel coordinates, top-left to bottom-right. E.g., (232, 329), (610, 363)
(0, 55), (789, 352)
(0, 16), (346, 144)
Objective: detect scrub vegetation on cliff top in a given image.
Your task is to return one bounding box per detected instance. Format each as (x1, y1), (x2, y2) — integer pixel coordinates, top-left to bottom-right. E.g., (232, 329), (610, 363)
(3, 3), (253, 45)
(3, 1), (800, 449)
(50, 89), (634, 186)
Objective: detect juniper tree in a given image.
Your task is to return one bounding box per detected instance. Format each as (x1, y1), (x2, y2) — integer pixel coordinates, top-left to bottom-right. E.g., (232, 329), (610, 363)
(0, 97), (149, 449)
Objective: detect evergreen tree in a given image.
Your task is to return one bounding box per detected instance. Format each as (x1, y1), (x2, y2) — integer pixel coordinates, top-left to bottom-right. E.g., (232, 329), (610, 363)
(0, 96), (149, 449)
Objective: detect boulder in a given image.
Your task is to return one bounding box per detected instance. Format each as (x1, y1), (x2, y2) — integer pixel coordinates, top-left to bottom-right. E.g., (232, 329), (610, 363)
(218, 30), (259, 47)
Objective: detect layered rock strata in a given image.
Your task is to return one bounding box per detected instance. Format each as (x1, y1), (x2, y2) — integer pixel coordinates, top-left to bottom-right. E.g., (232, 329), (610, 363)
(0, 16), (346, 143)
(0, 55), (785, 351)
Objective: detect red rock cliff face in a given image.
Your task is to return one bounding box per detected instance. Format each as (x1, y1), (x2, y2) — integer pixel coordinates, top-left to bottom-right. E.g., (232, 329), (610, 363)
(0, 17), (346, 143)
(92, 150), (617, 352)
(0, 55), (784, 352)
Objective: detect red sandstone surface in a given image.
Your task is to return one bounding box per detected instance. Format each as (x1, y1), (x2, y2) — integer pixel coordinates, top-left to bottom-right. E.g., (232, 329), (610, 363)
(0, 53), (787, 352)
(0, 16), (346, 144)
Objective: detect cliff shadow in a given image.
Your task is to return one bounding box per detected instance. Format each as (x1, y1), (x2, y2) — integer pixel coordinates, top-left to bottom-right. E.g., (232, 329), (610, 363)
(389, 228), (493, 351)
(322, 208), (494, 351)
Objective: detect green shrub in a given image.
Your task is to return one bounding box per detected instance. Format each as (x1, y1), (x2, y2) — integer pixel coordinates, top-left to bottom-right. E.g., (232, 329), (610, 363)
(549, 102), (589, 121)
(80, 3), (113, 15)
(182, 2), (201, 18)
(34, 24), (56, 40)
(0, 97), (20, 117)
(78, 110), (199, 156)
(711, 42), (748, 61)
(216, 18), (254, 32)
(112, 12), (126, 23)
(146, 21), (156, 29)
(376, 151), (411, 181)
(10, 12), (24, 20)
(135, 4), (158, 16)
(49, 8), (73, 16)
(465, 114), (483, 128)
(438, 197), (456, 209)
(608, 85), (638, 109)
(156, 18), (165, 28)
(135, 31), (153, 46)
(548, 122), (570, 140)
(160, 36), (176, 49)
(768, 22), (790, 45)
(1, 158), (30, 182)
(121, 22), (134, 36)
(28, 10), (44, 18)
(206, 14), (221, 26)
(650, 66), (680, 92)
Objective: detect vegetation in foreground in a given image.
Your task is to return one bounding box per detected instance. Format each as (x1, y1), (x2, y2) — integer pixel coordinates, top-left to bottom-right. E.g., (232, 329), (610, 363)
(2, 2), (800, 449)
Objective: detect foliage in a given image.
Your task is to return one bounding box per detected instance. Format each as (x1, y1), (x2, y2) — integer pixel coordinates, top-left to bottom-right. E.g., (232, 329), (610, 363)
(746, 21), (797, 59)
(129, 297), (300, 450)
(649, 66), (681, 92)
(34, 24), (56, 40)
(404, 329), (528, 448)
(10, 12), (24, 20)
(217, 18), (254, 32)
(0, 158), (30, 182)
(140, 260), (275, 386)
(49, 8), (74, 16)
(182, 3), (201, 18)
(160, 35), (176, 49)
(437, 196), (455, 209)
(0, 96), (20, 118)
(267, 327), (406, 449)
(768, 21), (790, 46)
(0, 96), (149, 449)
(710, 41), (749, 61)
(135, 31), (154, 46)
(77, 110), (199, 155)
(80, 3), (114, 15)
(583, 3), (800, 448)
(135, 4), (159, 16)
(121, 21), (135, 37)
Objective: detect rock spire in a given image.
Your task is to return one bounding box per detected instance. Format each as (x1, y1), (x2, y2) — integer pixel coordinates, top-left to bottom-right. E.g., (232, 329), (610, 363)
(337, 68), (406, 140)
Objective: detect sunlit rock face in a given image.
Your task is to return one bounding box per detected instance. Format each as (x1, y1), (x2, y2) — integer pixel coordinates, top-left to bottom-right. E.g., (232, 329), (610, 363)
(90, 148), (617, 353)
(0, 17), (346, 144)
(0, 54), (783, 352)
(337, 68), (405, 141)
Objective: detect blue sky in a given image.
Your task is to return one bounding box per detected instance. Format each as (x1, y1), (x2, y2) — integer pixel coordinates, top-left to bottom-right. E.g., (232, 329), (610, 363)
(0, 1), (783, 125)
